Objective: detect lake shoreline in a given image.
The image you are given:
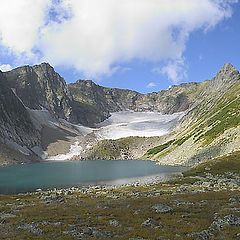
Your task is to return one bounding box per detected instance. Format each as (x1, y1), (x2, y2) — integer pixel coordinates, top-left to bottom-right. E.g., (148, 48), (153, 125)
(6, 172), (182, 196)
(0, 160), (187, 195)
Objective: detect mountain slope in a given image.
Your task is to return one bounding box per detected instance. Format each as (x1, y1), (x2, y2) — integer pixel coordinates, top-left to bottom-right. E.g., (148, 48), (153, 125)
(143, 64), (240, 165)
(0, 70), (41, 164)
(0, 62), (239, 166)
(4, 63), (74, 121)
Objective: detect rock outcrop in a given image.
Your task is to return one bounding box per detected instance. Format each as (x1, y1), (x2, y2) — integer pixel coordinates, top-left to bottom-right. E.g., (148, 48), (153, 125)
(4, 63), (74, 121)
(0, 70), (41, 164)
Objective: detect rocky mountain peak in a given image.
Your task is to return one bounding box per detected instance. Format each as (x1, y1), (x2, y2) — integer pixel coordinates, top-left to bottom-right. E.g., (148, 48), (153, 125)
(203, 63), (240, 97)
(220, 63), (239, 73)
(74, 80), (100, 90)
(35, 62), (53, 69)
(76, 79), (95, 84)
(3, 63), (74, 121)
(215, 63), (239, 82)
(0, 72), (40, 148)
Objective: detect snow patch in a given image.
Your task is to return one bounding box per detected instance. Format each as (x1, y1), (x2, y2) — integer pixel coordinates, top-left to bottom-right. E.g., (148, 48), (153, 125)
(59, 119), (93, 136)
(47, 141), (82, 161)
(95, 111), (185, 140)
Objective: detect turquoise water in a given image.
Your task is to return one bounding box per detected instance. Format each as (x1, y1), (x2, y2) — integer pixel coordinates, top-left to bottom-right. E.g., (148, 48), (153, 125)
(0, 160), (186, 194)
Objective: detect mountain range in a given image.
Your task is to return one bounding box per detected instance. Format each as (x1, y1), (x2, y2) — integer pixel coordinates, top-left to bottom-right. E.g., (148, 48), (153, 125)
(0, 62), (239, 166)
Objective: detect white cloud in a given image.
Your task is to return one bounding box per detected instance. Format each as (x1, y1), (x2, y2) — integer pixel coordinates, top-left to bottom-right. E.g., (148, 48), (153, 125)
(160, 59), (188, 83)
(0, 0), (50, 55)
(0, 0), (236, 78)
(0, 64), (13, 72)
(147, 82), (157, 88)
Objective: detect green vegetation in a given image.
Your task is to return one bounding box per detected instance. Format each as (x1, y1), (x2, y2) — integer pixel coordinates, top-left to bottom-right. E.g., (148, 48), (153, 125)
(1, 189), (240, 239)
(201, 97), (240, 145)
(144, 134), (192, 158)
(174, 134), (192, 146)
(144, 81), (240, 160)
(145, 139), (175, 156)
(193, 82), (240, 145)
(183, 151), (240, 177)
(87, 137), (139, 159)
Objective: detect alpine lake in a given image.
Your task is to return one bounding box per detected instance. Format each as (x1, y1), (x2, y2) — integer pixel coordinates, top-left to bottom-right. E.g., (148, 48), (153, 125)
(0, 160), (187, 194)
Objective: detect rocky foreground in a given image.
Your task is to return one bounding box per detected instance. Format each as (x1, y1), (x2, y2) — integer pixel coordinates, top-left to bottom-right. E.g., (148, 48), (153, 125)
(0, 152), (239, 239)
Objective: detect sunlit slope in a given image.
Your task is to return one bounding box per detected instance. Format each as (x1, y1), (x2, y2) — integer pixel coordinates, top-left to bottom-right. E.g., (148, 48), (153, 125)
(144, 64), (240, 165)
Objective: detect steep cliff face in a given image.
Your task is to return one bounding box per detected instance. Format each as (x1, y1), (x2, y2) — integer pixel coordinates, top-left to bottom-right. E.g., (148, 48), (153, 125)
(135, 82), (203, 113)
(0, 71), (40, 149)
(4, 63), (74, 121)
(68, 80), (141, 125)
(69, 80), (202, 126)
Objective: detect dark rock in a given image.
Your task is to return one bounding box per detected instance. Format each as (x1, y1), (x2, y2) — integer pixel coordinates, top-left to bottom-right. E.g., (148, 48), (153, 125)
(152, 204), (173, 213)
(18, 223), (43, 236)
(142, 218), (161, 228)
(4, 63), (74, 121)
(191, 230), (211, 240)
(0, 71), (40, 148)
(109, 219), (120, 227)
(190, 214), (240, 239)
(82, 227), (112, 238)
(41, 194), (65, 204)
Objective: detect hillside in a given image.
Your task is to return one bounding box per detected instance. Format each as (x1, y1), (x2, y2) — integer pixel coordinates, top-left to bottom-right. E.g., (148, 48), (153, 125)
(81, 64), (240, 164)
(143, 64), (240, 165)
(0, 71), (41, 164)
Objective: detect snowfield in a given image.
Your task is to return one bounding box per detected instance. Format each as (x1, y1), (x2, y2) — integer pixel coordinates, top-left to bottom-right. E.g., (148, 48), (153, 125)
(95, 111), (185, 140)
(46, 111), (185, 160)
(47, 141), (82, 161)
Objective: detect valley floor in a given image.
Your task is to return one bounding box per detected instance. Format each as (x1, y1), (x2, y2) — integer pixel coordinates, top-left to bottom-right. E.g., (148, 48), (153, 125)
(0, 152), (239, 240)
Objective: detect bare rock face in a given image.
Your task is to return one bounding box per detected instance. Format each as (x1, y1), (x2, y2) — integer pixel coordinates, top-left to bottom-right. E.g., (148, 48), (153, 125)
(68, 80), (201, 126)
(4, 63), (74, 121)
(68, 80), (141, 126)
(0, 71), (40, 148)
(2, 62), (207, 127)
(135, 82), (200, 113)
(206, 63), (240, 94)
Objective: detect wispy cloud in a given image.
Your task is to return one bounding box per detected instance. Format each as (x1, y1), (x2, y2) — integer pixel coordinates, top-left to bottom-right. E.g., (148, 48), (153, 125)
(160, 59), (188, 83)
(146, 82), (157, 88)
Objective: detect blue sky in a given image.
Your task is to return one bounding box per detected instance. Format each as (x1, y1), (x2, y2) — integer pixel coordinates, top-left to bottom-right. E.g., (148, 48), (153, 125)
(0, 0), (239, 93)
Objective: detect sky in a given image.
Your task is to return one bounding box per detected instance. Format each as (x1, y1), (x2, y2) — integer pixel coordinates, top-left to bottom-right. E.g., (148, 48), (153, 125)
(0, 0), (239, 93)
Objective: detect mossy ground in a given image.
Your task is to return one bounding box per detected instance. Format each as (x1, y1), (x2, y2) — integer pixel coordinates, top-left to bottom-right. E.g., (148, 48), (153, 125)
(183, 151), (240, 177)
(1, 188), (240, 239)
